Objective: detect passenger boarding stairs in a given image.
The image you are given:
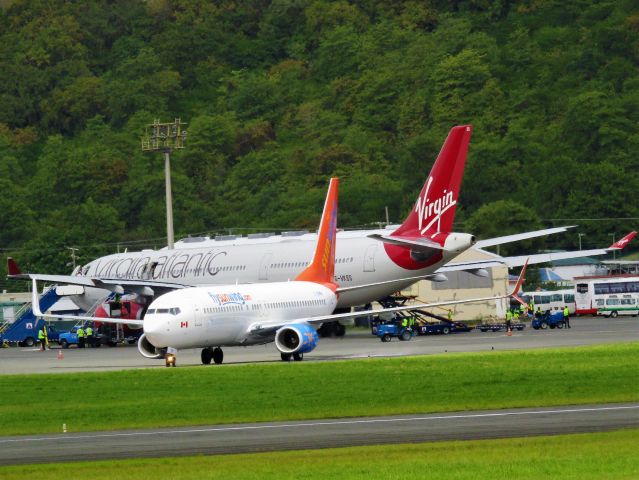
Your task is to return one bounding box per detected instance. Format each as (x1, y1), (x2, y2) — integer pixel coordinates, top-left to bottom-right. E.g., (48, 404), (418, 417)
(0, 286), (60, 344)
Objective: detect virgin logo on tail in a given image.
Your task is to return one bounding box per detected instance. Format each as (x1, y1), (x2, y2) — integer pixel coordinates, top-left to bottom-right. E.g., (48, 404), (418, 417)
(415, 176), (457, 237)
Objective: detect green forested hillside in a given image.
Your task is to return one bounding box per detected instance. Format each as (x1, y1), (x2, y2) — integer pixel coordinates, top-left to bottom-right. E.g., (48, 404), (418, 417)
(1, 0), (638, 275)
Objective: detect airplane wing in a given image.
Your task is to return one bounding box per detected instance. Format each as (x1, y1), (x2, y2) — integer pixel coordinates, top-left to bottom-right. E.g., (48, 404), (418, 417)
(473, 226), (576, 249)
(247, 261), (528, 336)
(443, 231), (637, 271)
(29, 279), (144, 326)
(9, 266), (193, 296)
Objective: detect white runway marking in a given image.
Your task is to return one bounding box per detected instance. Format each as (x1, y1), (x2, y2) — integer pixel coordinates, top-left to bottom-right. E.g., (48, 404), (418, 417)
(3, 404), (638, 444)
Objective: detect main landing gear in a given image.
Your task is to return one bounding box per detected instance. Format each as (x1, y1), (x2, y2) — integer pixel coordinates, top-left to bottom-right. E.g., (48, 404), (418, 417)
(201, 347), (224, 365)
(280, 352), (304, 362)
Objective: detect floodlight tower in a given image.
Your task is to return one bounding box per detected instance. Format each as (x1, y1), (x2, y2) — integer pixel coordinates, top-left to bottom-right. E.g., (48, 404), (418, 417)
(141, 118), (187, 250)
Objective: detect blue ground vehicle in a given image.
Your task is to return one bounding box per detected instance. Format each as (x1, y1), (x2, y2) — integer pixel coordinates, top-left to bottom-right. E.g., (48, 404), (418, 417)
(373, 323), (413, 342)
(532, 311), (565, 330)
(416, 321), (472, 335)
(58, 325), (102, 348)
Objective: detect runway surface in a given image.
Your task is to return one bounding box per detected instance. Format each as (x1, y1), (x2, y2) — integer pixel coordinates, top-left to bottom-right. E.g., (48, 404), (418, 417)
(1, 403), (637, 465)
(0, 316), (637, 375)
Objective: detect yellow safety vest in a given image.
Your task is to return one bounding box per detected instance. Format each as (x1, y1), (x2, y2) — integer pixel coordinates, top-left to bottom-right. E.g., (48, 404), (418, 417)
(77, 329), (85, 338)
(38, 330), (45, 340)
(563, 307), (569, 317)
(86, 327), (93, 336)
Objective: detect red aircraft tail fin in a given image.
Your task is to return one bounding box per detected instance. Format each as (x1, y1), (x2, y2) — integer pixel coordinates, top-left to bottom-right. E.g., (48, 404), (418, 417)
(295, 178), (339, 290)
(608, 231), (637, 250)
(392, 125), (472, 241)
(7, 257), (21, 276)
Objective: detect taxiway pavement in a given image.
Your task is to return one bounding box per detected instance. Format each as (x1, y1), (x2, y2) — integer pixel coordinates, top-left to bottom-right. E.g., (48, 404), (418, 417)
(0, 316), (637, 375)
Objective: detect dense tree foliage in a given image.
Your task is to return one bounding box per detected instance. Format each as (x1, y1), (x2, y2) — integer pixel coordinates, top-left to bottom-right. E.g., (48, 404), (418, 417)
(1, 0), (638, 281)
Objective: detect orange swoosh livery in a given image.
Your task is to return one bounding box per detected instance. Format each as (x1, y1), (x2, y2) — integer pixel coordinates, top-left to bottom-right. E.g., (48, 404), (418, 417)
(295, 177), (339, 291)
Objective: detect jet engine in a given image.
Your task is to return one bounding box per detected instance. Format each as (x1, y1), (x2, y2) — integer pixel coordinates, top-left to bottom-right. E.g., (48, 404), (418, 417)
(274, 323), (319, 354)
(137, 334), (166, 359)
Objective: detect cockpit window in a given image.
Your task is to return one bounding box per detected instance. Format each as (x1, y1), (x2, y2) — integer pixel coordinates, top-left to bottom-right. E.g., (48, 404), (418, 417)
(170, 307), (181, 315)
(146, 309), (155, 314)
(157, 308), (169, 314)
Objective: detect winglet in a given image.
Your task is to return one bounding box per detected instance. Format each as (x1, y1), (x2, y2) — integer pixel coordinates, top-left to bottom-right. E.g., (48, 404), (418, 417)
(608, 231), (637, 250)
(295, 178), (339, 290)
(509, 259), (528, 300)
(7, 257), (21, 276)
(31, 279), (43, 317)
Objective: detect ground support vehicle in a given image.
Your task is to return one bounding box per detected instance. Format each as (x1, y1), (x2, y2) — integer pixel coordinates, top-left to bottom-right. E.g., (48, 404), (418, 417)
(0, 288), (60, 346)
(376, 295), (472, 336)
(415, 320), (472, 335)
(372, 323), (414, 342)
(532, 311), (566, 330)
(477, 322), (526, 332)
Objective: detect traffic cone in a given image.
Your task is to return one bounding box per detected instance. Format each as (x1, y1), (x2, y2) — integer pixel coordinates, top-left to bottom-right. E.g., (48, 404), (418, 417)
(57, 350), (64, 360)
(507, 327), (512, 337)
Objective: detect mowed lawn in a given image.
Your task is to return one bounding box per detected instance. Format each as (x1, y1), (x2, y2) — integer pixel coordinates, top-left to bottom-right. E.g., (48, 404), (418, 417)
(1, 343), (638, 436)
(1, 429), (638, 479)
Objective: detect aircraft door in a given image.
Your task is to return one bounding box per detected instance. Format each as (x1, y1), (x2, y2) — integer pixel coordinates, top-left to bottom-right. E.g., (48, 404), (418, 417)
(259, 253), (273, 281)
(193, 305), (202, 327)
(363, 244), (377, 272)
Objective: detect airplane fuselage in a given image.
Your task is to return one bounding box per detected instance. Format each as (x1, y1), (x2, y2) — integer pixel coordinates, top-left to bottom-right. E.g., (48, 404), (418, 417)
(143, 281), (337, 350)
(76, 229), (473, 310)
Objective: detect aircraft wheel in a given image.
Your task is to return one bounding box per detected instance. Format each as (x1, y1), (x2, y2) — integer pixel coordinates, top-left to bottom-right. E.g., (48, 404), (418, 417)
(281, 352), (292, 361)
(293, 353), (303, 361)
(333, 322), (346, 337)
(212, 347), (224, 365)
(201, 348), (213, 365)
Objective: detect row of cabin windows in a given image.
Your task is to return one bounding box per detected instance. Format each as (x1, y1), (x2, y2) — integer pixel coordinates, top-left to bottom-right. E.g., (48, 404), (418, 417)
(115, 264), (248, 279)
(270, 257), (354, 269)
(203, 298), (327, 314)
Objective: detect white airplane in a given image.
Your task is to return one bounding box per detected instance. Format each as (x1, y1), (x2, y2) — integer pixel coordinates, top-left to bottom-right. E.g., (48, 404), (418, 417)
(32, 178), (528, 366)
(10, 125), (597, 326)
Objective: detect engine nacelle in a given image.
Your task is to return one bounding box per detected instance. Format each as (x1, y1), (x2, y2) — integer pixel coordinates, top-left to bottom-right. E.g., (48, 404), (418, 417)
(443, 232), (476, 253)
(274, 323), (319, 355)
(137, 334), (166, 359)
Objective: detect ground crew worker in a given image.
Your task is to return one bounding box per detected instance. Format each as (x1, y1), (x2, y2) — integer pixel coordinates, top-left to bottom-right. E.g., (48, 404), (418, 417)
(535, 306), (542, 319)
(111, 294), (122, 317)
(505, 309), (513, 331)
(38, 326), (46, 351)
(528, 301), (535, 316)
(401, 316), (409, 329)
(520, 303), (527, 317)
(447, 310), (453, 322)
(77, 326), (85, 348)
(563, 306), (571, 328)
(86, 324), (94, 348)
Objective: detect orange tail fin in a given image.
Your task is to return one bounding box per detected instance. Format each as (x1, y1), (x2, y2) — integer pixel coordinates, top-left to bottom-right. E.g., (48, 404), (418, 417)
(295, 178), (339, 290)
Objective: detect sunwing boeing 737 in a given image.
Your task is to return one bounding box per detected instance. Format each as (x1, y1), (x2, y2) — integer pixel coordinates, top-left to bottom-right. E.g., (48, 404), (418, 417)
(32, 178), (528, 366)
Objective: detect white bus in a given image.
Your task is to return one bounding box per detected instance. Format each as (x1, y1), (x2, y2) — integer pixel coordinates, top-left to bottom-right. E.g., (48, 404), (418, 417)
(574, 275), (639, 317)
(519, 289), (575, 314)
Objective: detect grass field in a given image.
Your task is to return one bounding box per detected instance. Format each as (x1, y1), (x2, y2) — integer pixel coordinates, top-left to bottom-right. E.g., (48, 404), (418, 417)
(1, 429), (638, 479)
(1, 343), (638, 436)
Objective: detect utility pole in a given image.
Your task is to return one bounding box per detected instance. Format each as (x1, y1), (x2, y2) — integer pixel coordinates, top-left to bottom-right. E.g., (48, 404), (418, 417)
(141, 118), (187, 250)
(66, 247), (79, 270)
(578, 233), (586, 251)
